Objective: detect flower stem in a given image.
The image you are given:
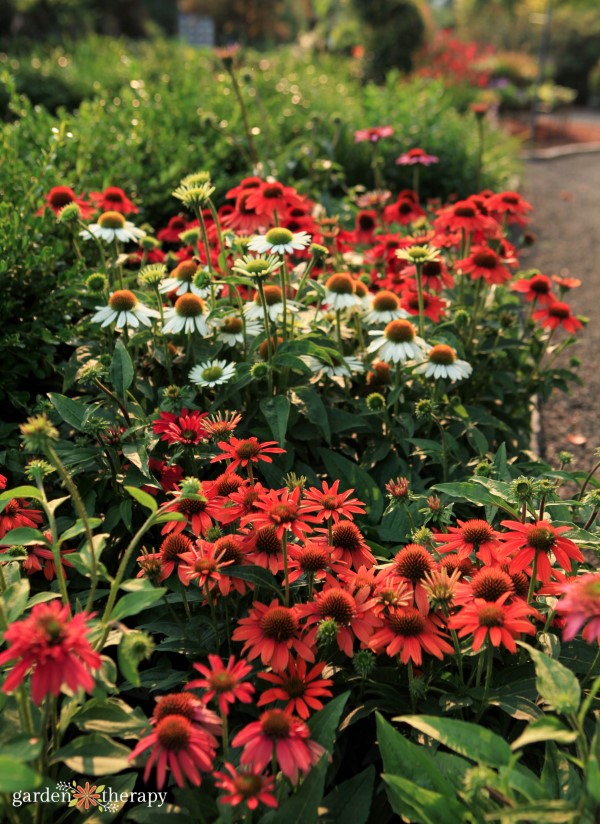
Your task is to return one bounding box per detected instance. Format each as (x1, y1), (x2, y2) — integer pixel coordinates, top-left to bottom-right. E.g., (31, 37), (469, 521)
(35, 479), (69, 606)
(526, 552), (538, 604)
(415, 261), (425, 337)
(282, 532), (290, 607)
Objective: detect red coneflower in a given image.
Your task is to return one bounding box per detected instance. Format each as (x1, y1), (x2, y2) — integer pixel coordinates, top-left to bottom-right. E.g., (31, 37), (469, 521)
(302, 480), (366, 524)
(232, 709), (325, 784)
(257, 658), (333, 719)
(157, 215), (191, 244)
(287, 542), (345, 585)
(354, 210), (379, 243)
(434, 199), (496, 237)
(556, 573), (600, 644)
(354, 126), (394, 143)
(455, 245), (515, 285)
(299, 586), (380, 656)
(145, 458), (184, 494)
(245, 180), (303, 220)
(21, 532), (75, 582)
(0, 499), (43, 540)
(383, 193), (426, 226)
(90, 185), (138, 214)
(434, 519), (504, 565)
(152, 692), (222, 737)
(0, 601), (101, 704)
(178, 541), (233, 591)
(219, 482), (267, 526)
(223, 191), (265, 234)
(396, 148), (439, 166)
(448, 592), (537, 652)
(161, 484), (221, 537)
(487, 191), (532, 227)
(316, 521), (375, 570)
(403, 257), (455, 292)
(245, 487), (318, 541)
(383, 543), (437, 613)
(240, 525), (284, 575)
(501, 519), (584, 582)
(152, 409), (208, 445)
(39, 185), (94, 218)
(211, 437), (285, 476)
(454, 565), (516, 606)
(533, 301), (583, 334)
(213, 763), (278, 810)
(369, 606), (453, 665)
(232, 600), (314, 671)
(400, 290), (446, 322)
(511, 273), (554, 305)
(187, 654), (255, 715)
(203, 411), (243, 439)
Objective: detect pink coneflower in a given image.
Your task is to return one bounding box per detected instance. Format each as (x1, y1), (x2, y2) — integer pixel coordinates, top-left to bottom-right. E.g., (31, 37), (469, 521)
(354, 126), (394, 143)
(244, 487), (318, 541)
(178, 541), (233, 591)
(187, 655), (255, 715)
(369, 606), (453, 665)
(0, 601), (101, 704)
(213, 763), (278, 810)
(257, 657), (333, 719)
(395, 148), (439, 166)
(301, 480), (365, 524)
(556, 573), (600, 643)
(448, 592), (538, 652)
(434, 519), (504, 565)
(232, 600), (314, 671)
(152, 409), (208, 446)
(211, 437), (285, 476)
(501, 519), (584, 582)
(232, 709), (325, 784)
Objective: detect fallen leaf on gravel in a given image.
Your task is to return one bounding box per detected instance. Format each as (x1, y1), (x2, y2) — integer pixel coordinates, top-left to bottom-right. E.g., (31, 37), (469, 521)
(567, 434), (587, 445)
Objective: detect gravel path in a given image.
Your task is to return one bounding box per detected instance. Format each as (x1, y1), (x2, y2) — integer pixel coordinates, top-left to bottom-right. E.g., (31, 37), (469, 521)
(521, 153), (600, 471)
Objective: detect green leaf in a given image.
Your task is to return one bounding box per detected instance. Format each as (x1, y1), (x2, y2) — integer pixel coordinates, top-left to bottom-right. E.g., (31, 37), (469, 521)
(0, 757), (42, 792)
(59, 517), (103, 544)
(293, 386), (331, 443)
(520, 642), (581, 715)
(317, 448), (383, 523)
(587, 716), (600, 804)
(26, 592), (62, 609)
(307, 691), (349, 753)
(260, 395), (290, 446)
(0, 526), (48, 546)
(110, 339), (134, 398)
(259, 756), (327, 824)
(483, 801), (579, 822)
(73, 698), (148, 737)
(321, 765), (375, 824)
(0, 485), (43, 502)
(51, 733), (131, 776)
(376, 713), (455, 796)
(511, 717), (579, 750)
(124, 485), (158, 513)
(5, 579), (31, 621)
(222, 565), (282, 597)
(382, 774), (466, 824)
(432, 481), (520, 518)
(396, 715), (512, 768)
(49, 392), (88, 431)
(109, 588), (166, 622)
(118, 630), (154, 687)
(1, 734), (43, 761)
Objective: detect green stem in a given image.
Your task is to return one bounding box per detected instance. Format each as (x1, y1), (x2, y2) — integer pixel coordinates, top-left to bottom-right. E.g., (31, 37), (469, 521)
(205, 582), (219, 648)
(35, 479), (69, 606)
(221, 711), (229, 759)
(93, 378), (131, 426)
(579, 460), (600, 501)
(478, 643), (494, 717)
(282, 532), (290, 607)
(229, 66), (259, 167)
(526, 552), (538, 604)
(256, 280), (274, 396)
(415, 261), (425, 337)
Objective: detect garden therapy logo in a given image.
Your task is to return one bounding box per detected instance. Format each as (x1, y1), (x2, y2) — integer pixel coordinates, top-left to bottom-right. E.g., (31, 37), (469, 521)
(11, 780), (168, 812)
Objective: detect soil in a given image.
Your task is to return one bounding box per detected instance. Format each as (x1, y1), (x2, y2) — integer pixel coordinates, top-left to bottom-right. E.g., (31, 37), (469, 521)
(503, 111), (600, 148)
(521, 153), (600, 475)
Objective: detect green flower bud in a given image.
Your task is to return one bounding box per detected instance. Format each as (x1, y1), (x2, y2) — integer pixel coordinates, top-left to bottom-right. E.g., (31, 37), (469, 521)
(86, 272), (109, 293)
(20, 415), (59, 452)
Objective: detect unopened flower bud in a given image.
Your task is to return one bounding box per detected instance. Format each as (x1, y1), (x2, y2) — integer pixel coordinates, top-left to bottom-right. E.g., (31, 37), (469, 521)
(20, 415), (59, 452)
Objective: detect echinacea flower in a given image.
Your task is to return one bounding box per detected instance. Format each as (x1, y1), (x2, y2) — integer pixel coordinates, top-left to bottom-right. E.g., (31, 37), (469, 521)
(247, 487), (318, 541)
(0, 601), (101, 704)
(213, 763), (278, 810)
(189, 359), (236, 388)
(323, 273), (360, 310)
(80, 211), (145, 244)
(211, 437), (285, 475)
(414, 344), (472, 382)
(501, 519), (584, 582)
(301, 480), (365, 524)
(257, 658), (333, 719)
(232, 600), (314, 671)
(248, 227), (311, 256)
(369, 606), (453, 665)
(395, 148), (439, 166)
(90, 185), (138, 214)
(152, 409), (208, 445)
(39, 185), (94, 218)
(454, 566), (516, 607)
(434, 200), (495, 236)
(320, 520), (376, 569)
(354, 126), (394, 143)
(486, 191), (532, 227)
(232, 254), (282, 281)
(434, 519), (503, 564)
(159, 260), (205, 297)
(367, 319), (428, 363)
(448, 592), (538, 653)
(161, 483), (221, 537)
(91, 290), (159, 330)
(299, 586), (380, 656)
(178, 541), (234, 590)
(233, 710), (324, 784)
(533, 301), (583, 334)
(186, 654), (255, 715)
(556, 573), (600, 643)
(382, 543), (437, 614)
(203, 411), (243, 439)
(400, 290), (447, 323)
(302, 354), (364, 379)
(151, 691), (222, 737)
(363, 290), (408, 324)
(0, 498), (43, 540)
(245, 180), (304, 219)
(215, 315), (260, 345)
(162, 294), (210, 335)
(455, 245), (515, 285)
(245, 284), (299, 322)
(511, 273), (554, 305)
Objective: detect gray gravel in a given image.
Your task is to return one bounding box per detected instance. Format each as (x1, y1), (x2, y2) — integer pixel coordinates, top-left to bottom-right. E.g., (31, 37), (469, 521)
(521, 153), (600, 472)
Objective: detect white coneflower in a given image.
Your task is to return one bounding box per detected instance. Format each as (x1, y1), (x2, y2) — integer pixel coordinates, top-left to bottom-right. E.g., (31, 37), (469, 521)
(248, 227), (311, 255)
(395, 244), (440, 265)
(244, 284), (299, 322)
(363, 290), (409, 324)
(323, 273), (361, 310)
(232, 254), (282, 280)
(189, 360), (236, 388)
(414, 344), (473, 382)
(162, 294), (210, 335)
(215, 315), (260, 346)
(91, 290), (159, 329)
(353, 279), (372, 310)
(159, 259), (208, 297)
(367, 319), (428, 364)
(303, 354), (364, 378)
(80, 211), (146, 244)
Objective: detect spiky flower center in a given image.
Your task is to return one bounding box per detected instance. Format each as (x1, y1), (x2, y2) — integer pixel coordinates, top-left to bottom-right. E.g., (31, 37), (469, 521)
(155, 715), (192, 751)
(502, 194), (520, 205)
(393, 544), (434, 582)
(282, 676), (306, 698)
(209, 671), (237, 692)
(298, 545), (330, 572)
(373, 291), (400, 312)
(429, 344), (456, 365)
(103, 187), (125, 203)
(527, 526), (556, 552)
(331, 522), (362, 552)
(318, 588), (355, 625)
(260, 709), (291, 739)
(319, 494), (339, 511)
(257, 285), (283, 306)
(398, 201), (414, 214)
(214, 536), (244, 564)
(154, 693), (199, 722)
(269, 502), (298, 524)
(471, 568), (514, 601)
(49, 187), (75, 207)
(477, 604), (505, 628)
(454, 205), (476, 218)
(358, 212), (376, 231)
(202, 365), (224, 382)
(235, 440), (261, 460)
(172, 260), (198, 282)
(37, 615), (65, 643)
(261, 606), (298, 640)
(262, 183), (285, 199)
(234, 774), (263, 797)
(384, 319), (416, 343)
(175, 294), (205, 317)
(194, 557), (217, 574)
(160, 534), (193, 562)
(473, 251), (498, 268)
(405, 246), (432, 263)
(255, 526), (282, 555)
(461, 520), (495, 545)
(354, 281), (368, 297)
(98, 211), (126, 229)
(223, 316), (244, 334)
(109, 290), (137, 311)
(326, 273), (356, 295)
(265, 227), (293, 246)
(4, 499), (20, 516)
(529, 275), (551, 294)
(388, 607), (425, 636)
(423, 260), (442, 277)
(246, 259), (272, 275)
(175, 497), (207, 516)
(548, 302), (571, 319)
